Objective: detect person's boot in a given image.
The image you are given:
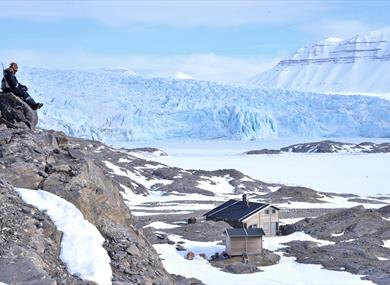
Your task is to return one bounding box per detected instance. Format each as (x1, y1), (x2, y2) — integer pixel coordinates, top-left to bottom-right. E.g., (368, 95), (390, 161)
(34, 103), (43, 111)
(32, 103), (43, 110)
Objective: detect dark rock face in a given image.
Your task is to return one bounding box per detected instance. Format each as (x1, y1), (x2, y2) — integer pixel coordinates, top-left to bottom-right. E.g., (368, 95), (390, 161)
(261, 186), (326, 204)
(0, 178), (85, 285)
(245, 149), (280, 155)
(282, 206), (390, 285)
(0, 129), (174, 285)
(0, 92), (38, 130)
(128, 147), (168, 156)
(245, 140), (390, 154)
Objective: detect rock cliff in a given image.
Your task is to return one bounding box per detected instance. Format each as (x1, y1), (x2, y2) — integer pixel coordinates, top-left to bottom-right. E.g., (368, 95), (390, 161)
(0, 96), (174, 284)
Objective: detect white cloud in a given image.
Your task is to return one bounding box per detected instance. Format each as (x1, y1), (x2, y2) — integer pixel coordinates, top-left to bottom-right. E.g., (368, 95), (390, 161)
(0, 0), (331, 27)
(0, 49), (279, 83)
(301, 19), (380, 39)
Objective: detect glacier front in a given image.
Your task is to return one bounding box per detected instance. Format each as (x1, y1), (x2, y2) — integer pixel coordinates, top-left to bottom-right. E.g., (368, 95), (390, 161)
(18, 67), (390, 144)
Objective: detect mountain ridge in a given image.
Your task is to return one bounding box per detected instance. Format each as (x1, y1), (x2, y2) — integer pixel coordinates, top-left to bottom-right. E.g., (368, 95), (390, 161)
(248, 27), (390, 94)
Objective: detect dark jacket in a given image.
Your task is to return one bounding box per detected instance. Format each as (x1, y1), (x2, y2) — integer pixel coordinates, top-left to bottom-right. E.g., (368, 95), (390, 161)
(1, 68), (20, 92)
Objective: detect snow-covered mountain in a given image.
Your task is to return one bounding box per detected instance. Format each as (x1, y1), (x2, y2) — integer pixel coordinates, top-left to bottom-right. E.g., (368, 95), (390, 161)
(19, 68), (390, 144)
(248, 27), (390, 95)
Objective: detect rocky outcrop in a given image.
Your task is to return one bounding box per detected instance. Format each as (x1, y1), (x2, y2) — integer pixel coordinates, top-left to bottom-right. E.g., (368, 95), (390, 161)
(281, 206), (390, 285)
(260, 186), (327, 204)
(0, 92), (38, 130)
(245, 140), (390, 154)
(0, 128), (173, 285)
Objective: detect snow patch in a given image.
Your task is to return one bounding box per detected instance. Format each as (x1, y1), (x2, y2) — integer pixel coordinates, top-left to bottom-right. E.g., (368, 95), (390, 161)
(16, 188), (112, 285)
(103, 160), (172, 189)
(331, 231), (345, 237)
(143, 221), (180, 229)
(197, 176), (235, 194)
(382, 240), (390, 249)
(263, 232), (335, 251)
(279, 217), (307, 224)
(377, 256), (389, 261)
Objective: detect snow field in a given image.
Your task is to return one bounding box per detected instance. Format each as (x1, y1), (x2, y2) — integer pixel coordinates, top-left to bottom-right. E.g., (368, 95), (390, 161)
(16, 188), (112, 285)
(153, 143), (390, 196)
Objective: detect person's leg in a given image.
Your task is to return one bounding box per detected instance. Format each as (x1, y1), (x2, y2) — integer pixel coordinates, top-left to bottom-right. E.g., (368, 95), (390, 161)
(21, 92), (37, 109)
(13, 88), (42, 110)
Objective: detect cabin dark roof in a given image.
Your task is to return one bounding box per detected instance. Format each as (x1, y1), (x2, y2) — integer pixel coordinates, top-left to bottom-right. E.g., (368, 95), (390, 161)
(204, 198), (279, 222)
(225, 228), (265, 237)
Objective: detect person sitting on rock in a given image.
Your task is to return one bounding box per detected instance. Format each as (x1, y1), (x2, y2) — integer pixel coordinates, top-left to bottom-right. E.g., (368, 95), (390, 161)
(1, 62), (43, 110)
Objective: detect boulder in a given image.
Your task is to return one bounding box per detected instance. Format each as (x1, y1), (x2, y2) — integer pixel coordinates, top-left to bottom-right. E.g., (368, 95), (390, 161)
(222, 262), (261, 274)
(172, 274), (204, 285)
(0, 92), (38, 130)
(199, 253), (207, 259)
(186, 251), (195, 260)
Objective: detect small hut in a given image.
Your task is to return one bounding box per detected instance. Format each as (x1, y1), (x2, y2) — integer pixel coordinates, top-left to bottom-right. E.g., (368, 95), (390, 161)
(224, 228), (265, 256)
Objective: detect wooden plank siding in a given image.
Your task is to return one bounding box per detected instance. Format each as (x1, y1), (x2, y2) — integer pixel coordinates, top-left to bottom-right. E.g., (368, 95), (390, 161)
(242, 206), (280, 236)
(225, 236), (263, 256)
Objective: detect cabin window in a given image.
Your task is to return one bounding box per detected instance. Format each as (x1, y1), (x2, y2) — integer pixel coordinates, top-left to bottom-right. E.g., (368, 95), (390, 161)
(265, 210), (269, 214)
(249, 224), (257, 228)
(272, 209), (276, 214)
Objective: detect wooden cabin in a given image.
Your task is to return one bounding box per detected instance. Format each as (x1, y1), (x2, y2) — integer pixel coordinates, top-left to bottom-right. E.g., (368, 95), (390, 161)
(204, 194), (280, 236)
(224, 228), (265, 256)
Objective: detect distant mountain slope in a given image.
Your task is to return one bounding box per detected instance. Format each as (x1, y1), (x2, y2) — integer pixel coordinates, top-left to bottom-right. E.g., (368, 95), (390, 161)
(18, 68), (390, 144)
(248, 27), (390, 95)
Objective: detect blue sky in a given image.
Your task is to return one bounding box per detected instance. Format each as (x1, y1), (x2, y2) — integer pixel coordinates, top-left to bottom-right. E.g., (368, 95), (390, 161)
(1, 0), (389, 82)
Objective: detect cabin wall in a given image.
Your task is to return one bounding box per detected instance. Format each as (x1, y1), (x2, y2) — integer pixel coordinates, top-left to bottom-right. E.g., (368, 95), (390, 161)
(226, 236), (262, 256)
(225, 235), (232, 255)
(243, 208), (280, 236)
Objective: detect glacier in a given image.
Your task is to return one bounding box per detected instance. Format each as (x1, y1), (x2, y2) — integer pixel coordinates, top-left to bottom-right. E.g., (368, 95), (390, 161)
(248, 27), (390, 95)
(17, 67), (390, 144)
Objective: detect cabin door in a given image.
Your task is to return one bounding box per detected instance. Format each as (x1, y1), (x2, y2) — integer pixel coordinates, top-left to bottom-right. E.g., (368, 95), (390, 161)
(271, 222), (278, 236)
